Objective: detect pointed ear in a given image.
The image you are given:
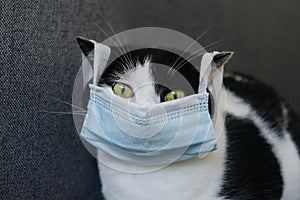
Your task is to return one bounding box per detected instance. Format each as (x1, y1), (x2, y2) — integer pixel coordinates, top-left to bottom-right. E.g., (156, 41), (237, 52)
(76, 37), (95, 57)
(213, 51), (233, 67)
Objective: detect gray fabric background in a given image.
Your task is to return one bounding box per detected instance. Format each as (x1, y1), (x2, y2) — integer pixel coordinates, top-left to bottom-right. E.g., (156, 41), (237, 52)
(1, 0), (299, 199)
(0, 0), (109, 199)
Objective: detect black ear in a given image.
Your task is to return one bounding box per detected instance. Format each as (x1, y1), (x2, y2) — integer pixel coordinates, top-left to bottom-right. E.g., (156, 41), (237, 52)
(76, 37), (95, 57)
(213, 51), (233, 67)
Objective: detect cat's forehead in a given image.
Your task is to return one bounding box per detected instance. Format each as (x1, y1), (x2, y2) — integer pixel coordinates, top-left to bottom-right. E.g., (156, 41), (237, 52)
(119, 59), (154, 85)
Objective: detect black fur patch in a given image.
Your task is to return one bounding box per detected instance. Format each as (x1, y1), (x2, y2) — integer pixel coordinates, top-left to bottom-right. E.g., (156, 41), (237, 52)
(98, 48), (217, 110)
(99, 48), (200, 101)
(219, 114), (283, 199)
(223, 73), (285, 135)
(287, 107), (300, 157)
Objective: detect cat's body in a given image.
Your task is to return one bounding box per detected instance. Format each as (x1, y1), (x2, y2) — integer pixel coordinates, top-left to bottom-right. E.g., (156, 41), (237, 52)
(97, 72), (300, 200)
(76, 39), (300, 200)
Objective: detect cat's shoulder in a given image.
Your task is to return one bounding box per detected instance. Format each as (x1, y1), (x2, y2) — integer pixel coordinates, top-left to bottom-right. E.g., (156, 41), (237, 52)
(221, 72), (300, 199)
(223, 72), (300, 139)
(223, 72), (282, 108)
(223, 72), (284, 122)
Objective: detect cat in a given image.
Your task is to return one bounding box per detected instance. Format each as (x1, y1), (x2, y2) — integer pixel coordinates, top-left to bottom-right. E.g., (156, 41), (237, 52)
(77, 37), (300, 200)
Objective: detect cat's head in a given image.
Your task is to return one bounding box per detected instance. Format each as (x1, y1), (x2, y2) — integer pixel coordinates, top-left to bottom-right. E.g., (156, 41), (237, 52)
(77, 37), (233, 107)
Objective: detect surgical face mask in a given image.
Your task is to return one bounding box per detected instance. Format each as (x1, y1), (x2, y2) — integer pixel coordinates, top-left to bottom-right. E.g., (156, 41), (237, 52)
(79, 42), (221, 166)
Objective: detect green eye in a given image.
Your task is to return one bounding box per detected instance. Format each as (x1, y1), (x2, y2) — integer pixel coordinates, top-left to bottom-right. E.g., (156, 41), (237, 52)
(112, 82), (133, 98)
(165, 89), (185, 101)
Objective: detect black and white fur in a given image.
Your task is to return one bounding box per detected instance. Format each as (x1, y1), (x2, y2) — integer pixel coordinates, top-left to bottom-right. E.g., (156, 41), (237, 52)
(77, 38), (300, 200)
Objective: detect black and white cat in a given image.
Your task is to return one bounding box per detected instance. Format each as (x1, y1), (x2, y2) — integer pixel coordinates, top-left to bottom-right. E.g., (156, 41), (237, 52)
(77, 38), (300, 200)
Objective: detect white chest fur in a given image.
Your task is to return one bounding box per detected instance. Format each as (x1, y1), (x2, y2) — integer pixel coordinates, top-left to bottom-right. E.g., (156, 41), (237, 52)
(98, 144), (226, 200)
(97, 90), (227, 200)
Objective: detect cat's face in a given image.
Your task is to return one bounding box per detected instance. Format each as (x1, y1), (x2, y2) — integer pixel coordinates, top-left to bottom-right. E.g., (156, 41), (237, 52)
(77, 38), (233, 107)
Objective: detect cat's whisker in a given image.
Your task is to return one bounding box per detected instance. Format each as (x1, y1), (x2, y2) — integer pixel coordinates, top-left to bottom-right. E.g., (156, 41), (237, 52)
(121, 35), (135, 67)
(89, 46), (123, 68)
(93, 23), (129, 66)
(167, 26), (214, 76)
(168, 47), (205, 78)
(49, 97), (86, 112)
(167, 47), (206, 79)
(115, 35), (134, 68)
(101, 19), (134, 68)
(168, 39), (224, 78)
(202, 38), (224, 51)
(37, 110), (87, 115)
(105, 47), (128, 64)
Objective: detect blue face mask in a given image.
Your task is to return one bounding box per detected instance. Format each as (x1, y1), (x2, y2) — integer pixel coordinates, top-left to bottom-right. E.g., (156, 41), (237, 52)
(79, 43), (220, 166)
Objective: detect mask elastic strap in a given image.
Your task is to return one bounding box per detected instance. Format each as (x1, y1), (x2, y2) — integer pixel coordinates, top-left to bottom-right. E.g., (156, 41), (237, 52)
(198, 52), (225, 123)
(82, 53), (93, 89)
(92, 43), (111, 85)
(81, 42), (111, 88)
(198, 52), (215, 94)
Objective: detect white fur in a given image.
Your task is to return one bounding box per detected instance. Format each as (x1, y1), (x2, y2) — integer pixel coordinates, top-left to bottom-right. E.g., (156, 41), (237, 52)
(98, 125), (227, 200)
(223, 73), (254, 84)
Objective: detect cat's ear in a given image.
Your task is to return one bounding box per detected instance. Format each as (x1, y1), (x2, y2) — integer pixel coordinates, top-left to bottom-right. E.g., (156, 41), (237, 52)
(76, 36), (95, 58)
(213, 51), (233, 67)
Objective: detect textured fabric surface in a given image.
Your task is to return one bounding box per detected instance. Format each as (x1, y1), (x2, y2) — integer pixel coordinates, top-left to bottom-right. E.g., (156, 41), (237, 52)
(0, 0), (108, 199)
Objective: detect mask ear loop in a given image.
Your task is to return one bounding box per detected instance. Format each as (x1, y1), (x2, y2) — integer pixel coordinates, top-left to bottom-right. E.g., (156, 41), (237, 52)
(198, 53), (215, 93)
(208, 55), (225, 126)
(198, 52), (224, 121)
(198, 53), (215, 118)
(81, 41), (111, 88)
(82, 52), (94, 89)
(92, 42), (111, 85)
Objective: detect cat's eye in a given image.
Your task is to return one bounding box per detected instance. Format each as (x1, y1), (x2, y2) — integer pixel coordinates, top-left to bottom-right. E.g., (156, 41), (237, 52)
(112, 82), (133, 98)
(165, 89), (185, 101)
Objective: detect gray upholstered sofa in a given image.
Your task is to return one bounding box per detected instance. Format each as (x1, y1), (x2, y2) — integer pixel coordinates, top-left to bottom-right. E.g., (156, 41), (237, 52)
(1, 1), (106, 199)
